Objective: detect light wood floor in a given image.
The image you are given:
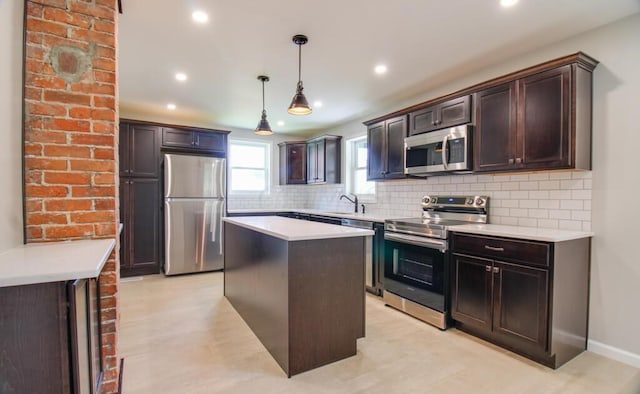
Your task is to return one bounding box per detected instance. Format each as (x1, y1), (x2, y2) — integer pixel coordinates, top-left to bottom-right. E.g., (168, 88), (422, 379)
(120, 272), (640, 393)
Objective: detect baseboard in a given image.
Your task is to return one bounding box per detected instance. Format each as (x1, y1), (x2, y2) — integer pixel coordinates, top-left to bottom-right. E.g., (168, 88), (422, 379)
(588, 340), (640, 368)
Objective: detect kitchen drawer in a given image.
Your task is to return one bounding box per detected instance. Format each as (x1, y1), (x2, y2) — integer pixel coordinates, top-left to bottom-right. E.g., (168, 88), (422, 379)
(451, 233), (550, 268)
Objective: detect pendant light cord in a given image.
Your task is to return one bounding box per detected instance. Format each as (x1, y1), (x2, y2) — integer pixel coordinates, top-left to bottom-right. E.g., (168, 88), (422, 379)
(298, 43), (302, 83)
(262, 79), (265, 111)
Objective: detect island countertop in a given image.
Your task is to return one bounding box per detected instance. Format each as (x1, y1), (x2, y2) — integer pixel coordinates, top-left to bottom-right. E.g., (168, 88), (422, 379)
(223, 216), (374, 241)
(0, 238), (116, 287)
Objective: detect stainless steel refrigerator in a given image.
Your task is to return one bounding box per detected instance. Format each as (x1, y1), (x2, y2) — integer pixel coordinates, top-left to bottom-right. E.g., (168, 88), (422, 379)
(164, 153), (225, 275)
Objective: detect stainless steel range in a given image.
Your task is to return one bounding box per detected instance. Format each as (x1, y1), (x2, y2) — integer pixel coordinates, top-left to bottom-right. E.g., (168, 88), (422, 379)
(383, 195), (489, 329)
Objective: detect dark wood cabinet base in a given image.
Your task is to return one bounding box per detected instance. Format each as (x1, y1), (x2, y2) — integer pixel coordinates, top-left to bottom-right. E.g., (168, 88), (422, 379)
(224, 222), (365, 377)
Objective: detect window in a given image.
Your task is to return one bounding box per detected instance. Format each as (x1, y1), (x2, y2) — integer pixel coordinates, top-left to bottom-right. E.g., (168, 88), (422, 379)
(346, 136), (375, 201)
(228, 139), (270, 194)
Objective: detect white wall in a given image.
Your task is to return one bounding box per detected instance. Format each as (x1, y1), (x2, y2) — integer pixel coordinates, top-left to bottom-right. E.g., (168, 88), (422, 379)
(319, 13), (640, 364)
(0, 0), (24, 251)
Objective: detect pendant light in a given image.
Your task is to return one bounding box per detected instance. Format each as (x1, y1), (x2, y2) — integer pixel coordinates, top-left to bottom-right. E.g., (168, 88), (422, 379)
(287, 34), (312, 115)
(255, 75), (273, 136)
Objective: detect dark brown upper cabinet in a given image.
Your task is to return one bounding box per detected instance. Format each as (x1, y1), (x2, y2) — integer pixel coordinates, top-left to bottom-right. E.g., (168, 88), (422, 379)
(409, 95), (471, 136)
(279, 141), (307, 185)
(474, 82), (518, 172)
(475, 58), (596, 173)
(365, 52), (597, 176)
(119, 123), (160, 178)
(162, 127), (227, 155)
(367, 115), (407, 181)
(306, 135), (341, 184)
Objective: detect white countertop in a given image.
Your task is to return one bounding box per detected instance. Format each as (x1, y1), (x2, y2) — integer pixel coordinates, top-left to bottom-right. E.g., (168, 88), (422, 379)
(0, 238), (116, 287)
(223, 216), (374, 241)
(450, 224), (593, 242)
(227, 208), (389, 223)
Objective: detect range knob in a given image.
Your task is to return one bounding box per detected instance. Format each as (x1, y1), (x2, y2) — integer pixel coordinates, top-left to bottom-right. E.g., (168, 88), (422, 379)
(476, 198), (485, 206)
(422, 196), (431, 204)
(431, 197), (437, 203)
(466, 197), (474, 205)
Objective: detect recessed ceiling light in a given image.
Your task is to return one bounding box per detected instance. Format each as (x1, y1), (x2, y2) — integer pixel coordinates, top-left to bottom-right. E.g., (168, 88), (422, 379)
(167, 103), (176, 110)
(277, 121), (285, 127)
(374, 64), (388, 75)
(175, 73), (187, 82)
(313, 101), (323, 108)
(500, 0), (518, 7)
(192, 10), (209, 23)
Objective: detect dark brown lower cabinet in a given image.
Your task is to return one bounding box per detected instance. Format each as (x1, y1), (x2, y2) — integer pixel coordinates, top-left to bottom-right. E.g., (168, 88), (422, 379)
(120, 178), (161, 277)
(451, 232), (590, 369)
(0, 279), (103, 393)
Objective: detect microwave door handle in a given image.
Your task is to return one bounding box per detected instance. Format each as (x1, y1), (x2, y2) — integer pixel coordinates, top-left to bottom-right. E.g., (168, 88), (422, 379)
(441, 134), (449, 169)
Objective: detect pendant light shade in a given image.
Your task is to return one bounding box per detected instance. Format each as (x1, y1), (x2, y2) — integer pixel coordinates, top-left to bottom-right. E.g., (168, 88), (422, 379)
(255, 75), (273, 136)
(288, 34), (312, 115)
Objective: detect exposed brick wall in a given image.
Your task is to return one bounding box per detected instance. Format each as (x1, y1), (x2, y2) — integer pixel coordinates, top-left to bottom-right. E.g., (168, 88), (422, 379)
(23, 1), (120, 392)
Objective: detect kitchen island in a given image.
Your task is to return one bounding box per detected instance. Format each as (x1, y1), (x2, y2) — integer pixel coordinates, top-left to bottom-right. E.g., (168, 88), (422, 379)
(223, 216), (373, 377)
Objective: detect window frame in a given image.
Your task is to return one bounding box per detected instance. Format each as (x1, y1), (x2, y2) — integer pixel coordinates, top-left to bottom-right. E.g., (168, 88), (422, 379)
(346, 135), (376, 202)
(228, 138), (271, 195)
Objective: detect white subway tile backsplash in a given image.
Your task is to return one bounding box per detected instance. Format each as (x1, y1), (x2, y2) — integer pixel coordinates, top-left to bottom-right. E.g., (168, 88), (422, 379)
(549, 190), (572, 200)
(549, 210), (571, 220)
(529, 209), (549, 219)
(560, 200), (583, 210)
(561, 180), (584, 190)
(571, 171), (592, 179)
(232, 170), (591, 232)
(518, 218), (538, 227)
(529, 191), (549, 199)
(559, 220), (583, 231)
(539, 180), (560, 190)
(502, 200), (519, 208)
(538, 219), (559, 229)
(501, 182), (520, 190)
(571, 189), (592, 200)
(493, 207), (510, 216)
(571, 210), (591, 221)
(500, 217), (519, 226)
(510, 191), (529, 199)
(529, 173), (550, 181)
(539, 200), (560, 209)
(519, 200), (539, 209)
(519, 181), (539, 190)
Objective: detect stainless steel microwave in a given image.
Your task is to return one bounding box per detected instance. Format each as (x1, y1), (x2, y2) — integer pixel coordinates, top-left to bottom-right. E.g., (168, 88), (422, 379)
(404, 125), (472, 176)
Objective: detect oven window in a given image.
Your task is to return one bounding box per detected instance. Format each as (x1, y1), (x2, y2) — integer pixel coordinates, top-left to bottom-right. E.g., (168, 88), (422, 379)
(394, 254), (434, 285)
(384, 240), (444, 294)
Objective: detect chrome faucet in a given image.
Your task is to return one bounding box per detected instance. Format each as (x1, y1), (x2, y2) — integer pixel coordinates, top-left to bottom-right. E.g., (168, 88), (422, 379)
(339, 194), (359, 213)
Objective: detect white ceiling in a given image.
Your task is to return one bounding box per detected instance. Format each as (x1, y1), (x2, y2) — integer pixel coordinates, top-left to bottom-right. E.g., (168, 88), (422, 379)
(118, 0), (639, 135)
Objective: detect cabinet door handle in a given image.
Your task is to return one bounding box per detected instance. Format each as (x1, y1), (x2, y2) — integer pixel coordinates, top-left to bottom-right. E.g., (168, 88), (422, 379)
(508, 158), (514, 164)
(484, 245), (504, 252)
(493, 267), (500, 274)
(485, 265), (492, 272)
(195, 135), (200, 146)
(515, 157), (522, 164)
(432, 121), (437, 126)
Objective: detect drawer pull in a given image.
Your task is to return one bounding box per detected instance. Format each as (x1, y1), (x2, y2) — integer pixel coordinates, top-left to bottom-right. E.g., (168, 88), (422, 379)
(493, 267), (500, 274)
(485, 265), (491, 272)
(484, 245), (504, 252)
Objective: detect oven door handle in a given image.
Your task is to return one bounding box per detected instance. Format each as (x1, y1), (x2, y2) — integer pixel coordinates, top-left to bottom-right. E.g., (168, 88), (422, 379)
(385, 232), (447, 252)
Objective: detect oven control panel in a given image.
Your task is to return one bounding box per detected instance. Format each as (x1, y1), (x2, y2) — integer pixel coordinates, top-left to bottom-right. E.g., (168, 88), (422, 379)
(421, 195), (489, 209)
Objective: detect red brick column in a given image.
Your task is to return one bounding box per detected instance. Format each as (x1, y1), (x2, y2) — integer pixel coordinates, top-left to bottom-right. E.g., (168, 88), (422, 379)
(23, 1), (120, 392)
